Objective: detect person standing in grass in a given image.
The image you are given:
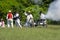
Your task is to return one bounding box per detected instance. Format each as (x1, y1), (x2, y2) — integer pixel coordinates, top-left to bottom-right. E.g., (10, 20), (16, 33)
(6, 10), (13, 28)
(28, 11), (34, 27)
(13, 12), (22, 28)
(24, 11), (34, 27)
(40, 11), (47, 27)
(24, 11), (29, 27)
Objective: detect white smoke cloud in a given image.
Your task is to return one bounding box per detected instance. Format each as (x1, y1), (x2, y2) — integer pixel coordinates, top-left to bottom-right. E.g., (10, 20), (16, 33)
(46, 0), (60, 21)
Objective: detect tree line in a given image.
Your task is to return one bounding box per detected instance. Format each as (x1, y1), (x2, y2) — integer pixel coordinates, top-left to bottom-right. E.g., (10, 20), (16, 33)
(1, 0), (59, 24)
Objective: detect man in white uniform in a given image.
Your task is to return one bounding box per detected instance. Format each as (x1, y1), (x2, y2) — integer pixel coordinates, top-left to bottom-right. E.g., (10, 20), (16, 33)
(40, 12), (47, 27)
(24, 11), (30, 27)
(14, 12), (22, 28)
(24, 11), (34, 27)
(29, 13), (34, 27)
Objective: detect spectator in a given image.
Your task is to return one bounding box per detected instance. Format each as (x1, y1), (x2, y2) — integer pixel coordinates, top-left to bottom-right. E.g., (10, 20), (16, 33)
(6, 10), (13, 28)
(1, 18), (5, 28)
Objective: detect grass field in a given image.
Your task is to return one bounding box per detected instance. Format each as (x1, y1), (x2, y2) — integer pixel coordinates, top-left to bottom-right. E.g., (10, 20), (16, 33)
(0, 25), (60, 40)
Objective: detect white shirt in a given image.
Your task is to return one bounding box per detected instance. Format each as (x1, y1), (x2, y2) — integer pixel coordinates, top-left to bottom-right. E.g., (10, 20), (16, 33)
(29, 14), (33, 19)
(14, 13), (19, 18)
(27, 15), (30, 21)
(27, 14), (33, 21)
(40, 13), (46, 19)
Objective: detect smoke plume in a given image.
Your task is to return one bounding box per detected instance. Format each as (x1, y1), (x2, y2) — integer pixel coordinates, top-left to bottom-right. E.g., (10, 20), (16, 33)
(46, 0), (60, 21)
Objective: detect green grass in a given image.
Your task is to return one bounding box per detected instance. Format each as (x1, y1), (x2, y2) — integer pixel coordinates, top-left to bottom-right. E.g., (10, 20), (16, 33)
(0, 25), (60, 40)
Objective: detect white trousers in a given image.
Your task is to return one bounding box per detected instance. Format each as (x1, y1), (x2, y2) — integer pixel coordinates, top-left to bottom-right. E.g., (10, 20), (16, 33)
(24, 19), (34, 27)
(15, 19), (22, 28)
(7, 19), (13, 28)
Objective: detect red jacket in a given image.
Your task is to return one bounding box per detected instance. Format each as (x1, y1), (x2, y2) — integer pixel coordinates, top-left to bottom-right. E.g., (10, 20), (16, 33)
(7, 12), (13, 19)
